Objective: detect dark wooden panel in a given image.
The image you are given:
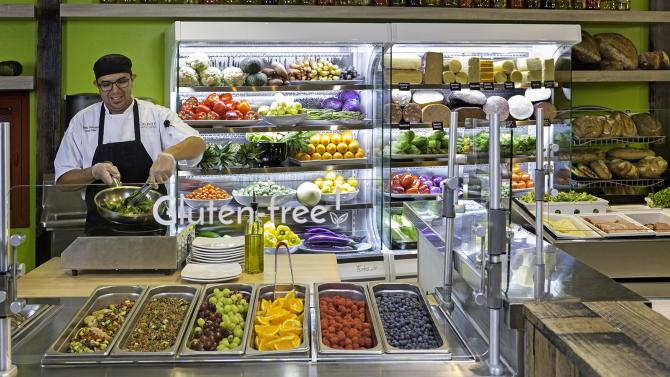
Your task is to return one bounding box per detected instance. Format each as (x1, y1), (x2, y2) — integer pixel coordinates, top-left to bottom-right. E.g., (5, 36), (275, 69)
(650, 1), (670, 162)
(0, 92), (30, 228)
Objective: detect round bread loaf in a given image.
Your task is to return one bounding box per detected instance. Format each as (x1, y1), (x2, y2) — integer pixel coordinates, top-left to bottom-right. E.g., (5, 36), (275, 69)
(607, 159), (639, 179)
(600, 60), (625, 71)
(589, 160), (612, 180)
(636, 156), (668, 178)
(602, 118), (623, 138)
(595, 33), (638, 70)
(631, 113), (663, 136)
(572, 116), (605, 139)
(572, 31), (601, 64)
(608, 111), (637, 137)
(607, 147), (656, 161)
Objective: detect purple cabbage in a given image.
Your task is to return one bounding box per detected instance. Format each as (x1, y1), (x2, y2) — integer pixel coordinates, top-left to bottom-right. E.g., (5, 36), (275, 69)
(321, 97), (343, 111)
(430, 186), (442, 194)
(341, 100), (361, 112)
(338, 90), (360, 103)
(432, 176), (444, 186)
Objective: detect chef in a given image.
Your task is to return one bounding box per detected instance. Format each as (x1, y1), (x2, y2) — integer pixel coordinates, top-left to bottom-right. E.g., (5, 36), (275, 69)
(55, 54), (205, 227)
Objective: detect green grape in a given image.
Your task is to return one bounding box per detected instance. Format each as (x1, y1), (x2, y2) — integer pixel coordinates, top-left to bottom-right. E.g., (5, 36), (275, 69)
(194, 326), (202, 334)
(232, 337), (241, 346)
(223, 304), (233, 313)
(237, 304), (245, 313)
(197, 318), (205, 327)
(216, 344), (227, 351)
(231, 305), (239, 314)
(221, 339), (230, 347)
(208, 296), (217, 305)
(227, 335), (234, 342)
(213, 288), (221, 295)
(223, 298), (232, 305)
(233, 328), (244, 338)
(222, 288), (231, 296)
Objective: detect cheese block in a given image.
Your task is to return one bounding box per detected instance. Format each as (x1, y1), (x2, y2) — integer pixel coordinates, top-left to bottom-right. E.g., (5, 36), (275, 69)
(509, 70), (523, 83)
(542, 58), (555, 81)
(390, 69), (422, 84)
(412, 90), (444, 108)
(494, 72), (508, 84)
(481, 73), (495, 83)
(454, 72), (469, 84)
(424, 52), (444, 85)
(480, 60), (494, 70)
(421, 104), (452, 125)
(466, 56), (481, 83)
(384, 54), (422, 70)
(508, 95), (534, 120)
(493, 60), (514, 74)
(448, 90), (487, 108)
(442, 71), (456, 84)
(517, 57), (542, 71)
(443, 59), (462, 73)
(521, 70), (542, 83)
(456, 107), (487, 123)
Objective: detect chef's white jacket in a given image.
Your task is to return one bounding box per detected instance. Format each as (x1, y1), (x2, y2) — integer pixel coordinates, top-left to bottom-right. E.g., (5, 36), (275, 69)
(54, 99), (203, 182)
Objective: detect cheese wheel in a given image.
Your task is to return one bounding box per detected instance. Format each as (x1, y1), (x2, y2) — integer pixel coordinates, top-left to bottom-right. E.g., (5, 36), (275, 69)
(442, 71), (456, 84)
(384, 54), (422, 70)
(443, 59), (462, 73)
(392, 89), (412, 106)
(402, 103), (422, 123)
(421, 104), (452, 125)
(391, 103), (403, 124)
(424, 52), (444, 85)
(508, 95), (534, 120)
(521, 70), (542, 82)
(455, 72), (469, 84)
(542, 58), (555, 81)
(525, 88), (552, 102)
(494, 72), (508, 84)
(390, 69), (422, 84)
(412, 90), (444, 108)
(517, 57), (542, 71)
(509, 70), (523, 83)
(483, 96), (510, 121)
(493, 60), (514, 74)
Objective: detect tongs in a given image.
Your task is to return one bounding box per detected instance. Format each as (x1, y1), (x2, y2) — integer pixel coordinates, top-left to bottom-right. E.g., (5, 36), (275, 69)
(273, 242), (295, 301)
(125, 182), (153, 208)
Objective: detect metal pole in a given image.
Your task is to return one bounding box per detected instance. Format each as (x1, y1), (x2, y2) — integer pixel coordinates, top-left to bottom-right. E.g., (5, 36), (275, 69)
(435, 111), (460, 313)
(0, 122), (17, 377)
(487, 113), (504, 376)
(534, 108), (546, 300)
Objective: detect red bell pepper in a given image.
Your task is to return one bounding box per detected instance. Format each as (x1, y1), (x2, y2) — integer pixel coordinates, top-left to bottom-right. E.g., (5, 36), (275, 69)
(203, 93), (220, 108)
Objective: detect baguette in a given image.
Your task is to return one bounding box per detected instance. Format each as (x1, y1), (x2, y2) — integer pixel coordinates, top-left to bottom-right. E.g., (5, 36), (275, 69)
(607, 147), (656, 161)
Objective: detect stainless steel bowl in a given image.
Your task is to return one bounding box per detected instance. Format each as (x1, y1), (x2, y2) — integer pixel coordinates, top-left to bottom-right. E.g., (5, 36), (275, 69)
(94, 185), (164, 225)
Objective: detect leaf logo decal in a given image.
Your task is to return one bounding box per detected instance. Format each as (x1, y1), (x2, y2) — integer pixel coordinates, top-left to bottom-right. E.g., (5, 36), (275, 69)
(330, 212), (348, 227)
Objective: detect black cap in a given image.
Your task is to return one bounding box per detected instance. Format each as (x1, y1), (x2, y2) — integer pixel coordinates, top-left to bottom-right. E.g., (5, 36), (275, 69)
(93, 54), (132, 79)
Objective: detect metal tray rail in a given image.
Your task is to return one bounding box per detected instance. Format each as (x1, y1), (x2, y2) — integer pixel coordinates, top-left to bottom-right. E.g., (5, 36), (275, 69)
(177, 283), (256, 360)
(109, 285), (201, 363)
(12, 304), (49, 336)
(245, 283), (310, 360)
(314, 282), (383, 359)
(42, 285), (147, 365)
(368, 282), (451, 357)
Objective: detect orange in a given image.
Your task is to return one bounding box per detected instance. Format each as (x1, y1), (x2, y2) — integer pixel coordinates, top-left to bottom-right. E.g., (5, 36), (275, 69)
(333, 152), (343, 160)
(322, 152), (333, 160)
(341, 132), (353, 144)
(255, 325), (279, 337)
(348, 140), (359, 153)
(354, 150), (365, 159)
(289, 299), (304, 314)
(311, 152), (322, 161)
(310, 134), (321, 146)
(331, 133), (342, 144)
(307, 144), (315, 154)
(337, 142), (348, 154)
(315, 144), (326, 155)
(326, 143), (337, 154)
(344, 151), (354, 159)
(320, 134), (331, 145)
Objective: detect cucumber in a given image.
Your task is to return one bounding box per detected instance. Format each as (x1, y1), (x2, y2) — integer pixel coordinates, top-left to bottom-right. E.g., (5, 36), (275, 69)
(0, 61), (23, 76)
(197, 231), (221, 238)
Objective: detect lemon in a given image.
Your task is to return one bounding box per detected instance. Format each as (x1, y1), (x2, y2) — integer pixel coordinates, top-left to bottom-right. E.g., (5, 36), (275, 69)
(331, 133), (342, 144)
(315, 144), (326, 155)
(346, 186), (356, 193)
(311, 152), (322, 161)
(256, 315), (271, 326)
(325, 172), (337, 181)
(307, 144), (315, 154)
(348, 140), (359, 153)
(322, 152), (333, 160)
(264, 234), (278, 247)
(326, 143), (337, 154)
(355, 150), (365, 158)
(322, 179), (333, 188)
(344, 151), (354, 159)
(320, 134), (331, 145)
(333, 152), (343, 160)
(337, 142), (348, 154)
(310, 134), (321, 146)
(321, 186), (332, 194)
(342, 132), (353, 144)
(347, 177), (358, 187)
(342, 183), (351, 190)
(297, 153), (310, 161)
(314, 177), (323, 184)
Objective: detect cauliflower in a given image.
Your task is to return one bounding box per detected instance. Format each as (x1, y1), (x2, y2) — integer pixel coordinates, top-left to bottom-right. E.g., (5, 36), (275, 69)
(222, 66), (245, 86)
(178, 66), (199, 87)
(200, 66), (223, 87)
(185, 52), (210, 72)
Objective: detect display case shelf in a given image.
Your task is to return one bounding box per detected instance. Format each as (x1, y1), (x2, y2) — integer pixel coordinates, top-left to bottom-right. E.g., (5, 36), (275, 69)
(389, 120), (541, 129)
(390, 82), (558, 91)
(0, 77), (35, 91)
(0, 4), (34, 19)
(189, 122), (373, 133)
(59, 5), (670, 24)
(572, 135), (667, 147)
(179, 162), (372, 176)
(179, 84), (371, 93)
(569, 70), (670, 83)
(565, 178), (665, 189)
(388, 156), (540, 168)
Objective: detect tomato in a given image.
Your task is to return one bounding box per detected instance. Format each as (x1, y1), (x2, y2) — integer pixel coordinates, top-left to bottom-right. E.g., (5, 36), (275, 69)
(219, 93), (233, 102)
(236, 100), (251, 115)
(401, 175), (414, 189)
(181, 96), (198, 112)
(212, 101), (227, 116)
(178, 109), (195, 120)
(244, 111), (258, 120)
(203, 93), (220, 108)
(195, 104), (211, 114)
(224, 110), (241, 120)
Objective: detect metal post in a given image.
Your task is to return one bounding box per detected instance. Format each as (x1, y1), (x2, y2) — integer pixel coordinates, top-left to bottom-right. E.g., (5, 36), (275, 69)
(487, 113), (505, 376)
(534, 108), (546, 300)
(0, 121), (17, 377)
(435, 111), (459, 313)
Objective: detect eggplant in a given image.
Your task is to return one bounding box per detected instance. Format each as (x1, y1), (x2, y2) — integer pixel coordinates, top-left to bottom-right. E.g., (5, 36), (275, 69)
(304, 234), (356, 248)
(305, 227), (366, 244)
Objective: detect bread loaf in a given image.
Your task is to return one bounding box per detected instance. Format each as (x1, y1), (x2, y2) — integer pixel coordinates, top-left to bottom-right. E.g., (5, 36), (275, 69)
(443, 59), (462, 73)
(608, 111), (637, 137)
(493, 60), (514, 74)
(589, 160), (612, 180)
(385, 55), (422, 70)
(639, 51), (662, 70)
(595, 33), (638, 70)
(390, 69), (422, 84)
(631, 113), (663, 136)
(575, 164), (600, 179)
(636, 156), (668, 178)
(571, 150), (605, 164)
(607, 147), (656, 161)
(600, 60), (625, 71)
(423, 52), (444, 85)
(442, 71), (456, 84)
(607, 159), (639, 179)
(573, 116), (605, 139)
(602, 118), (623, 138)
(573, 31), (602, 65)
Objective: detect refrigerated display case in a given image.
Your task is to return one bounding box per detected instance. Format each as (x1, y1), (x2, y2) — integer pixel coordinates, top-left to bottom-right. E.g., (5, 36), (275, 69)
(165, 22), (389, 280)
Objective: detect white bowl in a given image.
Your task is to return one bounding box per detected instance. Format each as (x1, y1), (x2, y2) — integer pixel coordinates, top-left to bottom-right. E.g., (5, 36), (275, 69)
(261, 113), (308, 126)
(183, 197), (233, 210)
(232, 192), (296, 207)
(320, 190), (359, 203)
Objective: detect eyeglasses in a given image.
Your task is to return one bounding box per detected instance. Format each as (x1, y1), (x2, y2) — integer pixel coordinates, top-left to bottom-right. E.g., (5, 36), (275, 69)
(97, 77), (131, 92)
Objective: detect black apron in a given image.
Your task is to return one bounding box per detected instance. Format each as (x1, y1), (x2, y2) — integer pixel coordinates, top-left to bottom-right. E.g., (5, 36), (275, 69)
(85, 100), (158, 229)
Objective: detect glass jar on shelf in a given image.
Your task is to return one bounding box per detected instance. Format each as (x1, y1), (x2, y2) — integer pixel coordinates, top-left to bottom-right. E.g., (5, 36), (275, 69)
(555, 0), (570, 8)
(508, 0), (524, 8)
(525, 0), (540, 8)
(459, 0), (473, 6)
(541, 0), (555, 8)
(491, 0), (506, 7)
(585, 0), (599, 9)
(616, 0), (629, 10)
(474, 0), (490, 7)
(600, 0), (615, 9)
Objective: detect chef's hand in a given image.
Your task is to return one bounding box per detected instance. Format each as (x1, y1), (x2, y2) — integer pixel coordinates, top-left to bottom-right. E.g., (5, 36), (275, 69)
(91, 162), (120, 187)
(147, 152), (176, 188)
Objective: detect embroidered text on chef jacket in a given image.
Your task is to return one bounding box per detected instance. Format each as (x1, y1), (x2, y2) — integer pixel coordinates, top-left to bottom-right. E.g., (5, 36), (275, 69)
(55, 99), (203, 183)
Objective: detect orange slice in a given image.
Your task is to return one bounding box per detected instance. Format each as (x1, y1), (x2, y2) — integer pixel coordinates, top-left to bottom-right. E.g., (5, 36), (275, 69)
(254, 325), (279, 338)
(289, 299), (304, 314)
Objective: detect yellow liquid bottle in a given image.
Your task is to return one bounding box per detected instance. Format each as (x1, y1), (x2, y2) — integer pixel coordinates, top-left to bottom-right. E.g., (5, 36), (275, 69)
(244, 197), (264, 274)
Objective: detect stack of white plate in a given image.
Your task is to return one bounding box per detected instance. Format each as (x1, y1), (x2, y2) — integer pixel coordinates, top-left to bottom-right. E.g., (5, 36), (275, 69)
(181, 262), (242, 283)
(187, 236), (245, 267)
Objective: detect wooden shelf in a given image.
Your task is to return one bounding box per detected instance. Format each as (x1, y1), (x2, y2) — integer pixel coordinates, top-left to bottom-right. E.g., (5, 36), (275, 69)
(0, 4), (35, 19)
(59, 5), (670, 23)
(0, 77), (35, 91)
(569, 70), (670, 83)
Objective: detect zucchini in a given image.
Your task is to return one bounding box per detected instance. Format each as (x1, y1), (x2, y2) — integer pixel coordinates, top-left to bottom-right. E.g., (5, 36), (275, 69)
(196, 231), (221, 238)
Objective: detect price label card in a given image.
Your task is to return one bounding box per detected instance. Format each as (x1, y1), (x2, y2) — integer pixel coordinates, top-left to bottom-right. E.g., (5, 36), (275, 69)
(544, 80), (555, 88)
(398, 122), (410, 130)
(531, 81), (542, 89)
(482, 82), (494, 91)
(432, 122), (443, 131)
(450, 83), (462, 91)
(398, 83), (411, 91)
(504, 82), (515, 90)
(469, 83), (481, 91)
